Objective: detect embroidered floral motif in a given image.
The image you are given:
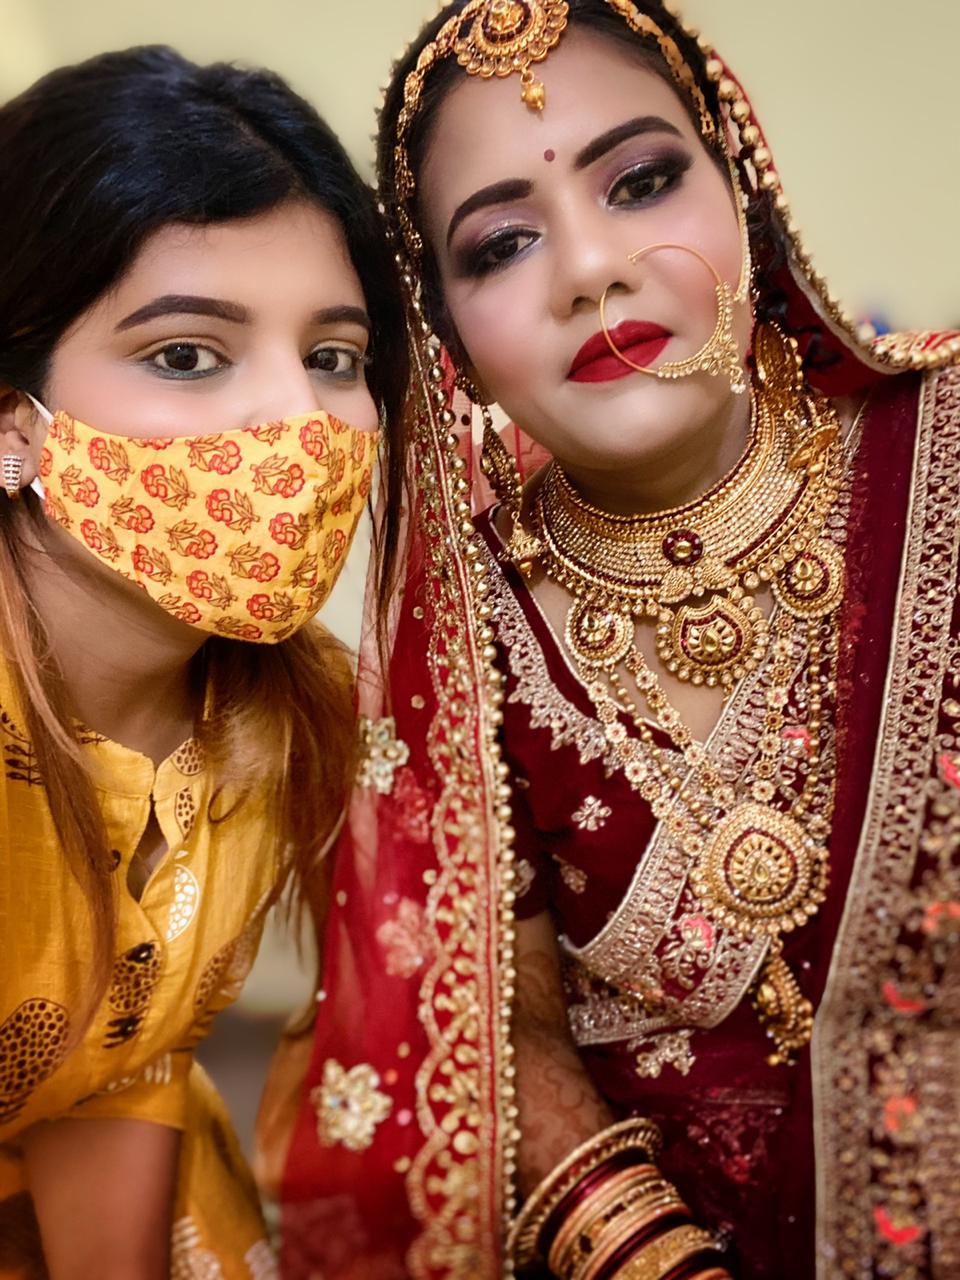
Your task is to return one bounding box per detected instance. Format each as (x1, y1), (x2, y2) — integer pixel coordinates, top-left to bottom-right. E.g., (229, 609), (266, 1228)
(514, 858), (536, 897)
(391, 766), (432, 844)
(376, 898), (432, 979)
(631, 1029), (696, 1079)
(572, 795), (612, 831)
(681, 1091), (787, 1189)
(661, 914), (717, 991)
(556, 858), (587, 894)
(356, 716), (410, 795)
(312, 1059), (393, 1152)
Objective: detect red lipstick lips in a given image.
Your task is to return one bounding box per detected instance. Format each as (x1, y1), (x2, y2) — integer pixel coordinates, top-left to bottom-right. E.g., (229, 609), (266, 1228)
(568, 320), (671, 383)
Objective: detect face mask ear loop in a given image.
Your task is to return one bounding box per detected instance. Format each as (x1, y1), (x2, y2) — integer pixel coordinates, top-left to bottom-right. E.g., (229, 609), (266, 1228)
(22, 392), (52, 498)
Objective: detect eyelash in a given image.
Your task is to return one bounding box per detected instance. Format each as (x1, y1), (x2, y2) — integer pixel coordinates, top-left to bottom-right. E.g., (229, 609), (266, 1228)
(140, 342), (372, 382)
(461, 151), (692, 279)
(608, 152), (691, 206)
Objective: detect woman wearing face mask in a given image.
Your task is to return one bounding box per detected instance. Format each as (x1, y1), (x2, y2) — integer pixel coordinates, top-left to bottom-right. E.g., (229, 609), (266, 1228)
(268, 2), (960, 1278)
(0, 45), (406, 1280)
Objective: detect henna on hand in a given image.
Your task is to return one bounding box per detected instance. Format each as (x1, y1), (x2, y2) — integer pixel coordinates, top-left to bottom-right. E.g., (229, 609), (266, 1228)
(513, 911), (615, 1195)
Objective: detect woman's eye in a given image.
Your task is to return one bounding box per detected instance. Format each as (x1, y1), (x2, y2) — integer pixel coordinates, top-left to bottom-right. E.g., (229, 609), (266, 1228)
(609, 158), (688, 207)
(470, 229), (537, 276)
(306, 346), (369, 379)
(146, 343), (224, 378)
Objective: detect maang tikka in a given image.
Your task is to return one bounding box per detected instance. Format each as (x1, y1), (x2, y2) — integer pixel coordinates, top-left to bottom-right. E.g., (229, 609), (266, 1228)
(390, 0), (718, 265)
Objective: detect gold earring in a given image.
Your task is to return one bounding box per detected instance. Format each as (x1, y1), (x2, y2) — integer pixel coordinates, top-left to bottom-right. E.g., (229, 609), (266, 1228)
(2, 455), (24, 500)
(600, 243), (747, 396)
(477, 403), (542, 576)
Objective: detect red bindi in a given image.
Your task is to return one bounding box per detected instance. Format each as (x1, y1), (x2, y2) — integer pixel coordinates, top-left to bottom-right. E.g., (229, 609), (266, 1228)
(543, 148), (556, 162)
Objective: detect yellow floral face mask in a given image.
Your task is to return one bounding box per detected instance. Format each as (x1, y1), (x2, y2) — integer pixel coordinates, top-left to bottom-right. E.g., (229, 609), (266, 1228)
(35, 408), (377, 643)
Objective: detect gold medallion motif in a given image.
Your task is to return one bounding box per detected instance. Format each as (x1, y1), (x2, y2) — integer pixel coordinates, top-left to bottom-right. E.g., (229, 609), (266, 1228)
(656, 594), (769, 689)
(566, 597), (633, 669)
(692, 802), (828, 938)
(774, 538), (845, 619)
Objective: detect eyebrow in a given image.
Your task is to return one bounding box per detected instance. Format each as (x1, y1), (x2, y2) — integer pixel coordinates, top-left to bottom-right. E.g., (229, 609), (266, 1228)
(446, 179), (534, 248)
(310, 305), (370, 332)
(115, 294), (249, 331)
(573, 115), (684, 170)
(115, 296), (371, 334)
(445, 116), (684, 248)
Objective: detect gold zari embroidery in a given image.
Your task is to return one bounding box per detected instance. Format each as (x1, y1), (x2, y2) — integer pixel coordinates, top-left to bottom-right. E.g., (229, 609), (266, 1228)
(814, 368), (960, 1278)
(312, 1059), (393, 1153)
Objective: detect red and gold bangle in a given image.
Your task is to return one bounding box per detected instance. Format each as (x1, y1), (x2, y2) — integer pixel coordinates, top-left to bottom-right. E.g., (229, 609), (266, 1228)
(550, 1174), (686, 1277)
(587, 1223), (720, 1280)
(548, 1166), (665, 1272)
(507, 1118), (663, 1269)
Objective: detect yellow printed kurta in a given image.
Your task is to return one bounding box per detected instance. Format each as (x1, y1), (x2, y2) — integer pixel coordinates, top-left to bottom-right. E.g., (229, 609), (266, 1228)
(0, 658), (279, 1278)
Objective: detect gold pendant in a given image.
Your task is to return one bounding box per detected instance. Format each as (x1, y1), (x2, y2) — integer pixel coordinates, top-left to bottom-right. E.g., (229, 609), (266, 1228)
(691, 801), (828, 938)
(753, 950), (815, 1066)
(774, 538), (845, 619)
(565, 597), (633, 669)
(656, 593), (769, 689)
(452, 0), (569, 112)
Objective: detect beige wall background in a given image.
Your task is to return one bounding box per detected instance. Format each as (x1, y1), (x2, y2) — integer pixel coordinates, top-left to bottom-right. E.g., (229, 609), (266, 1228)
(2, 0), (958, 332)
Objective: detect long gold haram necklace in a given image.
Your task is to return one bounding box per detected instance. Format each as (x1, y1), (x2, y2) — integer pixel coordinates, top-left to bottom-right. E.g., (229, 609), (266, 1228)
(533, 324), (847, 1062)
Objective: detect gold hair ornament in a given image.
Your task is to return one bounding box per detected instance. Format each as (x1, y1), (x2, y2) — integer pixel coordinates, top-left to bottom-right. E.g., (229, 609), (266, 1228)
(390, 0), (718, 263)
(600, 243), (747, 395)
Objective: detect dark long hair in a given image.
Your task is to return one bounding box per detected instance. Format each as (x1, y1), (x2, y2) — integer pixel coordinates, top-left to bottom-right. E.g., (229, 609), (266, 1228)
(0, 46), (407, 1020)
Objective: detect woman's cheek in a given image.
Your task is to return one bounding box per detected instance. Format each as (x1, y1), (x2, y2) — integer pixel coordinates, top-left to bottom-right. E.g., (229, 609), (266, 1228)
(452, 287), (526, 393)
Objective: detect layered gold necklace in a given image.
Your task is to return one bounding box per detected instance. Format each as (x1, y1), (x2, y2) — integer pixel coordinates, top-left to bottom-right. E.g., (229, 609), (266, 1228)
(532, 323), (848, 1063)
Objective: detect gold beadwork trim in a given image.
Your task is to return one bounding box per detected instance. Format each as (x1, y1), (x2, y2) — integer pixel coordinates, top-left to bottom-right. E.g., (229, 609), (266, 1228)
(393, 247), (520, 1276)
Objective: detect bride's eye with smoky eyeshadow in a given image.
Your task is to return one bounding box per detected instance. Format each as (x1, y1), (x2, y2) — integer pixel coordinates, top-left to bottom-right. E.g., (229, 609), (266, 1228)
(461, 227), (539, 278)
(607, 152), (692, 208)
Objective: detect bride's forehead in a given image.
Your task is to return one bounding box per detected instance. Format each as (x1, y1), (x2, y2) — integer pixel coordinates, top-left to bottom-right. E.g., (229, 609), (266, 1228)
(430, 39), (684, 159)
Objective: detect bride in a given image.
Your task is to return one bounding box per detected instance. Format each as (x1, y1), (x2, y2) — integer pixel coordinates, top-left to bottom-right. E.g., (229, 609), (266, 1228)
(269, 3), (960, 1277)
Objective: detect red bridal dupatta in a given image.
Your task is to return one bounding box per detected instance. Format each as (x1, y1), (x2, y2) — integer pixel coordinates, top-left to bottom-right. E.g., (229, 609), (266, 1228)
(267, 348), (520, 1279)
(265, 7), (960, 1277)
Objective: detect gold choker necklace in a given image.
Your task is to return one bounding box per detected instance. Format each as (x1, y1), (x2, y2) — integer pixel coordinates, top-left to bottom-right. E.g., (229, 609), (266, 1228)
(529, 323), (849, 1063)
(535, 325), (844, 692)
